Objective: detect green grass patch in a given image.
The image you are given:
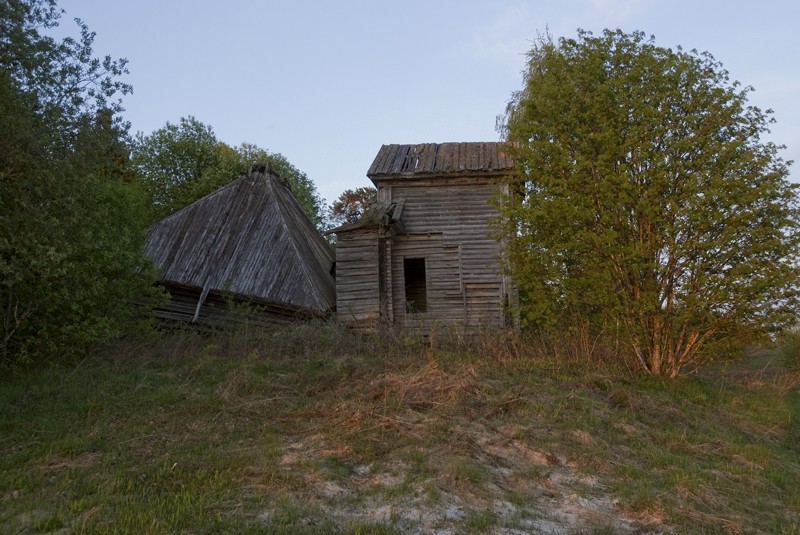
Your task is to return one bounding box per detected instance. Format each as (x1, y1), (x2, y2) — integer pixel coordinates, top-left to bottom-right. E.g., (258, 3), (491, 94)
(1, 324), (799, 533)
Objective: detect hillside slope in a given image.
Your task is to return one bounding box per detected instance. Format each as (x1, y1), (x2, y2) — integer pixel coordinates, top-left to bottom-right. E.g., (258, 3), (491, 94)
(2, 325), (798, 534)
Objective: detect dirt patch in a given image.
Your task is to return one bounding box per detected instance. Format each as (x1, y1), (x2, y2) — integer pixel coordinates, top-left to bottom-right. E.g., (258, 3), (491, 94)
(266, 422), (667, 534)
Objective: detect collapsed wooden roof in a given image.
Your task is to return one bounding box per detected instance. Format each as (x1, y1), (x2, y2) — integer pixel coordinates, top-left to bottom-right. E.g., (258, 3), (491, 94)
(144, 164), (335, 315)
(367, 142), (514, 180)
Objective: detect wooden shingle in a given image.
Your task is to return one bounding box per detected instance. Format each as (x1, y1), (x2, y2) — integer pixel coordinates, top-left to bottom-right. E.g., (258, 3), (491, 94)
(144, 165), (335, 323)
(367, 142), (513, 180)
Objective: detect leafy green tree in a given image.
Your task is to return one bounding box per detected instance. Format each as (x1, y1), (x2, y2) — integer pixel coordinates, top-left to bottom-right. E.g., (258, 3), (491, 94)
(0, 0), (159, 366)
(132, 119), (325, 227)
(328, 186), (377, 227)
(130, 116), (222, 215)
(499, 29), (800, 376)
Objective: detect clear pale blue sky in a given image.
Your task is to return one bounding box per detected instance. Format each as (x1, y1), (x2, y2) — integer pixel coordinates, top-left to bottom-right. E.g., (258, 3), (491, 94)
(60, 0), (800, 205)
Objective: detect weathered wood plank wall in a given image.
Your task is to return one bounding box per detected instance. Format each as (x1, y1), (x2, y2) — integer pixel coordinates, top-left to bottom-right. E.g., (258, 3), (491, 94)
(335, 226), (382, 329)
(151, 284), (320, 328)
(387, 182), (506, 333)
(333, 142), (515, 334)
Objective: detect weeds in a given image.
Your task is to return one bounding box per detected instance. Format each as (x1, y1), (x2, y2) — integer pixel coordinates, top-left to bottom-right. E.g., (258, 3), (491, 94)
(1, 322), (798, 533)
(778, 327), (800, 370)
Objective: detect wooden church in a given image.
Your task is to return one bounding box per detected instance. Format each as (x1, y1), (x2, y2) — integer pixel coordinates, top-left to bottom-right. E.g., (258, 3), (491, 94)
(329, 142), (516, 333)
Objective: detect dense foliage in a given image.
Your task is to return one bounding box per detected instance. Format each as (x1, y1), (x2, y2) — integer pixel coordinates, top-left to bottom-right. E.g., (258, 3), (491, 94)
(0, 1), (328, 367)
(131, 117), (326, 228)
(499, 29), (800, 376)
(328, 186), (377, 227)
(0, 0), (159, 366)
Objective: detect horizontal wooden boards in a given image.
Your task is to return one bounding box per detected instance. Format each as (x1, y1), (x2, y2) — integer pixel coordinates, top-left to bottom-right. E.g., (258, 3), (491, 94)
(151, 284), (323, 328)
(335, 142), (516, 333)
(391, 183), (504, 281)
(335, 228), (381, 325)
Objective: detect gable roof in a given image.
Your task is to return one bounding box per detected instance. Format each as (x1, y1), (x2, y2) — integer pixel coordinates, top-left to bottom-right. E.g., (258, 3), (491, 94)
(144, 165), (335, 313)
(367, 142), (514, 181)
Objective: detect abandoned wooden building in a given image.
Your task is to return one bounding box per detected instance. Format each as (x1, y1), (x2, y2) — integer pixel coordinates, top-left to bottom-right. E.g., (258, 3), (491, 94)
(144, 164), (336, 325)
(329, 142), (516, 333)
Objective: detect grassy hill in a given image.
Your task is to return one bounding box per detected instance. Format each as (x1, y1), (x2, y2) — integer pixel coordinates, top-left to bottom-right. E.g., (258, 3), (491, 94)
(1, 324), (798, 534)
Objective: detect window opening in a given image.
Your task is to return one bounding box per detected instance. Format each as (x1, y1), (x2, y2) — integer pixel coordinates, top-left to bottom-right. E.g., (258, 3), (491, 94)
(404, 257), (428, 313)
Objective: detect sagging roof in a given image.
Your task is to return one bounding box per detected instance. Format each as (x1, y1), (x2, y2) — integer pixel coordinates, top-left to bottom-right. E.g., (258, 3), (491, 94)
(367, 142), (514, 180)
(144, 164), (335, 314)
(325, 200), (405, 236)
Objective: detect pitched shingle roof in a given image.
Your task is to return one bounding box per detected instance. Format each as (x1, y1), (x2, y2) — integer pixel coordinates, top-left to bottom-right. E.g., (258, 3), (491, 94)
(367, 142), (514, 180)
(144, 165), (335, 313)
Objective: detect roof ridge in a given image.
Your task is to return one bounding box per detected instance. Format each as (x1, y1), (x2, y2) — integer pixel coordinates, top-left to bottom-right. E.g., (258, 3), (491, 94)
(268, 174), (335, 309)
(144, 169), (334, 313)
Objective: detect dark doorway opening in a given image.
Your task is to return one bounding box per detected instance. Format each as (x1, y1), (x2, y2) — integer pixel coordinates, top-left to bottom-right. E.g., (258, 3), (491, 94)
(404, 257), (428, 313)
